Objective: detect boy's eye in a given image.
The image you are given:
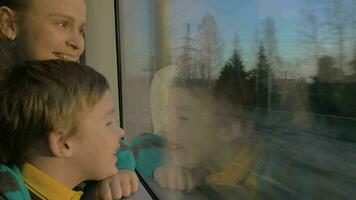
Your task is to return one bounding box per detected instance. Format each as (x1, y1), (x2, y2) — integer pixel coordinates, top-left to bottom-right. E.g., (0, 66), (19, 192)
(106, 121), (114, 126)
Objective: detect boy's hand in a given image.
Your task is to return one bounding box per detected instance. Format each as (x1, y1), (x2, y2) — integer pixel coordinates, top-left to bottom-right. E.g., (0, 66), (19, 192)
(153, 165), (202, 191)
(96, 170), (139, 200)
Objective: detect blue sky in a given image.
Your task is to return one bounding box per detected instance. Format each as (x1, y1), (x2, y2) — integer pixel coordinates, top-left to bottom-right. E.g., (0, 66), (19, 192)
(169, 0), (333, 77)
(121, 0), (355, 79)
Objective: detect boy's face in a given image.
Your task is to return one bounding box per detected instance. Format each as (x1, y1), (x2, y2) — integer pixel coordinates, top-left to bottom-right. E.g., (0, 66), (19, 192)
(164, 87), (217, 169)
(15, 0), (86, 62)
(70, 91), (123, 180)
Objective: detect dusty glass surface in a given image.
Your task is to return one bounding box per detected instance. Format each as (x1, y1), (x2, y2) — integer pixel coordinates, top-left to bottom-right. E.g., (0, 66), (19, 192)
(119, 0), (356, 199)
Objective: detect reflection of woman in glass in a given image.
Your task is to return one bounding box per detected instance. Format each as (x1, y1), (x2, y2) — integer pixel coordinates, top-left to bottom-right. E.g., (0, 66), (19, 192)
(0, 1), (138, 199)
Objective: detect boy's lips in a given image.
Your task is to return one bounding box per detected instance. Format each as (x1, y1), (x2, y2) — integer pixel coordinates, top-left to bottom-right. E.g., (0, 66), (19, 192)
(114, 144), (120, 155)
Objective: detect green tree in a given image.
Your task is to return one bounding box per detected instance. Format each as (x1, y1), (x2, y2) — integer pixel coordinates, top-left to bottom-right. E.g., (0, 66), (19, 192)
(254, 45), (271, 108)
(214, 50), (252, 105)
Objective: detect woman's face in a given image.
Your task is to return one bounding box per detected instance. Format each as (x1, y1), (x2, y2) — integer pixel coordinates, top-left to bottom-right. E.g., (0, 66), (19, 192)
(15, 0), (86, 62)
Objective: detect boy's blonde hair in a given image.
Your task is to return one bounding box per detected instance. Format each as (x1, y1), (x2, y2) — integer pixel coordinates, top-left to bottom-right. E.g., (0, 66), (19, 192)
(0, 60), (109, 166)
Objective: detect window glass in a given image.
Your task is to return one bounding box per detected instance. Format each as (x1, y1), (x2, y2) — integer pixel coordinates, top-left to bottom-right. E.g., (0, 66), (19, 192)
(119, 0), (356, 199)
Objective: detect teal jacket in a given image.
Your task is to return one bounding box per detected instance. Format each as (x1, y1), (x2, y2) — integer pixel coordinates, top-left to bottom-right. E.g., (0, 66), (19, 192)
(131, 133), (170, 180)
(116, 140), (136, 170)
(0, 165), (31, 200)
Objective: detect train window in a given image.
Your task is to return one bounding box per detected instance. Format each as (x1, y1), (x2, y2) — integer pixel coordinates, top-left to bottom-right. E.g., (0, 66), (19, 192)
(118, 0), (356, 199)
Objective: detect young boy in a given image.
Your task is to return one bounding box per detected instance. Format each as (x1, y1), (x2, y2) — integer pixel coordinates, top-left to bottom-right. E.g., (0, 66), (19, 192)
(0, 60), (124, 199)
(132, 65), (269, 199)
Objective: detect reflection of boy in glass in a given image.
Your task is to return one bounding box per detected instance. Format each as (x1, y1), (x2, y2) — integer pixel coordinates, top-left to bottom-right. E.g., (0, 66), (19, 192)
(132, 66), (267, 199)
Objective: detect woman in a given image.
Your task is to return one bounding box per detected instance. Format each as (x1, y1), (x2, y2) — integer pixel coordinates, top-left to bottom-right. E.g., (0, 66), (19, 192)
(0, 0), (138, 199)
(0, 0), (85, 67)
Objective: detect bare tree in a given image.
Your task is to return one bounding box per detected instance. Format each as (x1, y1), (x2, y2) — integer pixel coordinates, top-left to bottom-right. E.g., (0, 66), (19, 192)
(176, 23), (197, 81)
(197, 13), (223, 83)
(299, 7), (322, 66)
(263, 17), (279, 108)
(322, 0), (349, 71)
(350, 0), (356, 73)
(263, 18), (279, 64)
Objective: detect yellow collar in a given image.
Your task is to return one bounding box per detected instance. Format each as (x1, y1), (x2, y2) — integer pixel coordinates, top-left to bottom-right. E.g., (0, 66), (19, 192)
(22, 163), (83, 200)
(206, 144), (257, 187)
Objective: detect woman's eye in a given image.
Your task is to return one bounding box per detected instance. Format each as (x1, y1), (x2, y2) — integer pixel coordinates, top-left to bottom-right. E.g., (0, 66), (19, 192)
(79, 29), (85, 37)
(57, 21), (68, 28)
(78, 27), (86, 36)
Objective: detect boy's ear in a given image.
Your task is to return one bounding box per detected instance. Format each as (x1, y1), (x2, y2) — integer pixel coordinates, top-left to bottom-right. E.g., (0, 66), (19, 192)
(0, 6), (18, 40)
(48, 129), (73, 158)
(216, 123), (242, 142)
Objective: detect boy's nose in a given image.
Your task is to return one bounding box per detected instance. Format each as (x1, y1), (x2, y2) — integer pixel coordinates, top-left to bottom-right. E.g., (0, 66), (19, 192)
(165, 128), (184, 145)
